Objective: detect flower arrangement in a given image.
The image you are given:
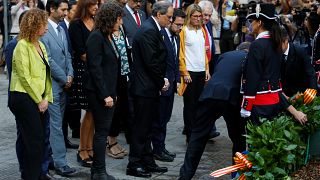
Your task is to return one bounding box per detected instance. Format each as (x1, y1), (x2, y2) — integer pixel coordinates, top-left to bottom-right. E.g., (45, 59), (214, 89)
(211, 89), (320, 179)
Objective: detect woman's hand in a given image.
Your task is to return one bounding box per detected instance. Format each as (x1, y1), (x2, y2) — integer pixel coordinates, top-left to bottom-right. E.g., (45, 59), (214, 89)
(183, 75), (192, 84)
(293, 111), (308, 125)
(38, 100), (48, 113)
(104, 96), (114, 108)
(205, 70), (211, 82)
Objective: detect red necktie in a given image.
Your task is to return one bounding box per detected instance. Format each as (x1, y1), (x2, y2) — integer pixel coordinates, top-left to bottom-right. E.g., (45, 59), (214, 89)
(203, 26), (211, 62)
(134, 11), (141, 27)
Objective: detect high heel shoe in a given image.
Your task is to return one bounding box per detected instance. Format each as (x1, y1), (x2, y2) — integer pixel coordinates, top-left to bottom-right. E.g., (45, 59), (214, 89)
(77, 151), (92, 168)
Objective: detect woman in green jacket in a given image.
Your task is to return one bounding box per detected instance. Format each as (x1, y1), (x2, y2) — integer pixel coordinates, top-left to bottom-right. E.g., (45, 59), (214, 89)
(9, 9), (52, 180)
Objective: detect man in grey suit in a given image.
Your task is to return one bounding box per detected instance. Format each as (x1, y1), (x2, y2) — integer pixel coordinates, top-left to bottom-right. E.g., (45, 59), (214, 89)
(41, 0), (76, 176)
(123, 0), (147, 46)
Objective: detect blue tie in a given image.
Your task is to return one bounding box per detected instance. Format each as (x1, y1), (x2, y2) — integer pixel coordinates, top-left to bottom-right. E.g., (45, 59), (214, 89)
(171, 35), (176, 59)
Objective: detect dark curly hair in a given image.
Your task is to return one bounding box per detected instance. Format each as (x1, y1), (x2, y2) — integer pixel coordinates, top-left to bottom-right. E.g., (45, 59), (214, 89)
(94, 2), (123, 36)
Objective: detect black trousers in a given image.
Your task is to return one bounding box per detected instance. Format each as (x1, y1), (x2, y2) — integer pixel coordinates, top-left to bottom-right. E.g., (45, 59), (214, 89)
(9, 92), (47, 180)
(179, 99), (246, 180)
(183, 71), (206, 140)
(109, 75), (129, 137)
(128, 95), (159, 168)
(62, 105), (81, 139)
(88, 92), (114, 174)
(151, 93), (175, 154)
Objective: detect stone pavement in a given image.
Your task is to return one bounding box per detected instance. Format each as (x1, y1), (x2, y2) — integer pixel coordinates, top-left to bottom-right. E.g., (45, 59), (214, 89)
(0, 72), (233, 180)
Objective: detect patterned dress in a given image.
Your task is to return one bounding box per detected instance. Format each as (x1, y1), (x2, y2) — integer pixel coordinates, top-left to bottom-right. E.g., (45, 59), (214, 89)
(68, 19), (92, 110)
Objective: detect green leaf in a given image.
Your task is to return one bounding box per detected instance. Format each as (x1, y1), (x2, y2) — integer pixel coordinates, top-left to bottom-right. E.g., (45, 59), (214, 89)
(272, 167), (286, 175)
(255, 152), (265, 166)
(264, 172), (274, 180)
(285, 154), (295, 163)
(284, 130), (291, 138)
(284, 144), (297, 151)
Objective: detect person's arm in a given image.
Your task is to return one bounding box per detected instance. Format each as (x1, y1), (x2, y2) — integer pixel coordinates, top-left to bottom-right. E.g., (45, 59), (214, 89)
(179, 27), (191, 83)
(11, 0), (24, 15)
(139, 29), (165, 89)
(287, 105), (307, 125)
(69, 20), (87, 62)
(86, 31), (109, 100)
(13, 41), (43, 103)
(40, 36), (68, 86)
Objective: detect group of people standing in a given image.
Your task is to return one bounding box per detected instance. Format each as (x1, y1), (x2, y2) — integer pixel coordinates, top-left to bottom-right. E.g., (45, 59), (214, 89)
(5, 0), (320, 180)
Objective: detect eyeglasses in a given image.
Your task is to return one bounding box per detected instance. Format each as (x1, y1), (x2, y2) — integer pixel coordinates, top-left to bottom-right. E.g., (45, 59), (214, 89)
(191, 14), (202, 19)
(173, 23), (183, 28)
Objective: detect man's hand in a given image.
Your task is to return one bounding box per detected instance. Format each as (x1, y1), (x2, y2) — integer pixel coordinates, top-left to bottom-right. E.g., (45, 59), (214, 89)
(104, 96), (114, 108)
(65, 76), (73, 89)
(162, 78), (170, 91)
(38, 100), (48, 113)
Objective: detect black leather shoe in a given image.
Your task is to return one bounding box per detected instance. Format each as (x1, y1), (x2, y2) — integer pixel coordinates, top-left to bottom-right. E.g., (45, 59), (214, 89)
(209, 131), (220, 139)
(39, 173), (56, 180)
(126, 167), (151, 178)
(163, 149), (176, 158)
(91, 172), (115, 180)
(144, 163), (168, 173)
(154, 152), (174, 162)
(65, 139), (78, 149)
(55, 165), (76, 176)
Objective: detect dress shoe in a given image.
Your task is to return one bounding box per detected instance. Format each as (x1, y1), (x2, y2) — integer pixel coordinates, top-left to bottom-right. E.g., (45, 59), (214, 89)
(65, 139), (78, 149)
(163, 148), (176, 158)
(55, 165), (76, 176)
(91, 172), (115, 180)
(39, 173), (56, 180)
(209, 131), (220, 139)
(126, 166), (151, 178)
(154, 151), (174, 162)
(144, 163), (168, 173)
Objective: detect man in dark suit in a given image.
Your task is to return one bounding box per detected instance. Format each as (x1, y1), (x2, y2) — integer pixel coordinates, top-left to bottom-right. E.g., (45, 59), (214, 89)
(127, 1), (173, 178)
(151, 8), (185, 163)
(179, 43), (249, 180)
(59, 0), (80, 150)
(123, 0), (146, 46)
(280, 28), (318, 97)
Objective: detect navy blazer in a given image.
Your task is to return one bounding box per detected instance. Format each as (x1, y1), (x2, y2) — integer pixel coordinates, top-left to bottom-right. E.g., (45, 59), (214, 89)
(206, 22), (215, 61)
(59, 20), (72, 55)
(160, 28), (180, 96)
(199, 50), (247, 106)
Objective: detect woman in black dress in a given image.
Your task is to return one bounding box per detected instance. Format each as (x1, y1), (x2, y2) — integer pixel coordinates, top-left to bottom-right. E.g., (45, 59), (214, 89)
(68, 0), (98, 167)
(86, 2), (123, 179)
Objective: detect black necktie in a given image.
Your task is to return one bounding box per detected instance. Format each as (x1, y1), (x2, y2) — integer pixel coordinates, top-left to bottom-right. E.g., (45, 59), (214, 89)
(171, 35), (176, 59)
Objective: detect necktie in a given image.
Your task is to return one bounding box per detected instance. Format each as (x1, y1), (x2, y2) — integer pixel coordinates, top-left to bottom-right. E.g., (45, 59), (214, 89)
(203, 26), (211, 62)
(57, 25), (63, 41)
(171, 35), (176, 59)
(134, 11), (141, 27)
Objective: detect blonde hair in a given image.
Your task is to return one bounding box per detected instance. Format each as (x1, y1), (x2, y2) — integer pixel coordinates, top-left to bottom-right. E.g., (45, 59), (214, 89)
(184, 4), (203, 30)
(18, 8), (48, 42)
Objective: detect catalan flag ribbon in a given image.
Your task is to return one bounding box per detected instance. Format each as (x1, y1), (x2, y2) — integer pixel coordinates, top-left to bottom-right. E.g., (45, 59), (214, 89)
(303, 88), (317, 105)
(210, 152), (252, 179)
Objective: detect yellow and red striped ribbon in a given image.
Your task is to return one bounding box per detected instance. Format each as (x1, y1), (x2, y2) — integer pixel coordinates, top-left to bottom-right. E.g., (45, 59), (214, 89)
(303, 88), (317, 105)
(210, 152), (252, 178)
